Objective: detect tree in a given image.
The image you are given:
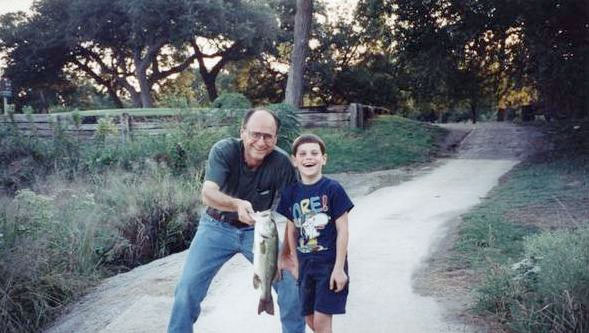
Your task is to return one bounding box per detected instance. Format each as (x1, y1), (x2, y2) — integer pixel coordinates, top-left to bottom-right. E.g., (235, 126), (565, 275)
(0, 0), (279, 109)
(389, 0), (589, 119)
(284, 0), (313, 107)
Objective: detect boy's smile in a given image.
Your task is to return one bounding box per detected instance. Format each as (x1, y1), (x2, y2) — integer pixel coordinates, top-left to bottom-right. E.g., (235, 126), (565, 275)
(294, 142), (327, 184)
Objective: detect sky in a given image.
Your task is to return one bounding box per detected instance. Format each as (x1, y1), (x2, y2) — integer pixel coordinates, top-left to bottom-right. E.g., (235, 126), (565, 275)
(0, 0), (357, 17)
(0, 0), (33, 15)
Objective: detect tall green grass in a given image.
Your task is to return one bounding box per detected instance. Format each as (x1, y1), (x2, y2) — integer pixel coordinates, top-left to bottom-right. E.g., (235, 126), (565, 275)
(311, 115), (447, 173)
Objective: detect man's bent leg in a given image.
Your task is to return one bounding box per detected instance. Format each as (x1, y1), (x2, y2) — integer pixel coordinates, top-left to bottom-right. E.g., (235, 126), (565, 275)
(168, 216), (238, 333)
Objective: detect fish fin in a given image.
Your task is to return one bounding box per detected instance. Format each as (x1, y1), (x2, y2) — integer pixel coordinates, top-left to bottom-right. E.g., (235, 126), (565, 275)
(253, 274), (261, 289)
(257, 296), (275, 315)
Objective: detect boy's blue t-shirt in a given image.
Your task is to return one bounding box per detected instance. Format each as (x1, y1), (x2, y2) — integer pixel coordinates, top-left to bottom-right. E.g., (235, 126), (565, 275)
(277, 177), (354, 261)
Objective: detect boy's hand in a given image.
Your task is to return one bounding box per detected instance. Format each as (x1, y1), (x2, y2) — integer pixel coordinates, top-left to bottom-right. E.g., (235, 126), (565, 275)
(329, 269), (348, 292)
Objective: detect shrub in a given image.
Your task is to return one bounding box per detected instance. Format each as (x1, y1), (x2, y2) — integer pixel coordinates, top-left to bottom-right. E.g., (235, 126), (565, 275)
(0, 165), (204, 331)
(84, 113), (227, 175)
(0, 126), (83, 193)
(92, 167), (202, 269)
(0, 188), (106, 332)
(266, 103), (301, 152)
(212, 92), (252, 109)
(94, 116), (119, 143)
(475, 228), (589, 333)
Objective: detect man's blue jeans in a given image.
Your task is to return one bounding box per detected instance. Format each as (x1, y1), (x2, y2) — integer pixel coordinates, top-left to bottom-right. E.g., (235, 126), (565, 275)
(168, 213), (305, 333)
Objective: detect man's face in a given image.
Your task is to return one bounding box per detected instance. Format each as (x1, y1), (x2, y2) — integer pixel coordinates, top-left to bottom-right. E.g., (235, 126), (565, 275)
(240, 111), (278, 168)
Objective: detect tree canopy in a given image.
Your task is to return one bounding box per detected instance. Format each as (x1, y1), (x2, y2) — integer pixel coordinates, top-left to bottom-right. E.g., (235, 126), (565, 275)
(0, 0), (587, 119)
(0, 0), (278, 110)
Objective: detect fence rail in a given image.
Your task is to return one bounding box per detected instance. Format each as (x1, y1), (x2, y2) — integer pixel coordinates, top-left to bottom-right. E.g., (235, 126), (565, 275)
(0, 103), (393, 140)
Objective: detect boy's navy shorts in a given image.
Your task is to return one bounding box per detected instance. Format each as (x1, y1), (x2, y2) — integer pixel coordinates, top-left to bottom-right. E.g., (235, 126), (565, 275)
(298, 256), (348, 316)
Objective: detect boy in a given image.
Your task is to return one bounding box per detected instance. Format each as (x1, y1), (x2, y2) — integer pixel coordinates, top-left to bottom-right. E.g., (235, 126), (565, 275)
(277, 133), (354, 333)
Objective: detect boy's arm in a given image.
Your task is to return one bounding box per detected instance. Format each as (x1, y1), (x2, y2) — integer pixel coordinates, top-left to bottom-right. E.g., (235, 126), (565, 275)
(279, 220), (299, 279)
(330, 212), (349, 292)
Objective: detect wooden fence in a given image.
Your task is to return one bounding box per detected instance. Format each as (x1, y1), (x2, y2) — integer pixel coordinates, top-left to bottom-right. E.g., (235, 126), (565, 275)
(0, 103), (392, 141)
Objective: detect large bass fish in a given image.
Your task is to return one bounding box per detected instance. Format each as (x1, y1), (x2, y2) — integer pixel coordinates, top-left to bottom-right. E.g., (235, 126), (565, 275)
(252, 210), (279, 315)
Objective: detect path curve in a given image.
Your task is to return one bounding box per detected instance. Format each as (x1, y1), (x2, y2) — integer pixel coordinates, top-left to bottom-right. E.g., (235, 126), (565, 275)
(45, 122), (544, 333)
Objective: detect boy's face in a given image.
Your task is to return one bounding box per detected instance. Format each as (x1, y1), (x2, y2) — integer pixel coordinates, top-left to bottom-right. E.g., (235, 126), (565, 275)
(293, 142), (326, 183)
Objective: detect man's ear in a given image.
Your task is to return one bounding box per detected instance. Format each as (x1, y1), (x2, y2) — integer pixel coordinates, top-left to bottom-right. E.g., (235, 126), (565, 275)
(290, 155), (297, 167)
(322, 154), (327, 165)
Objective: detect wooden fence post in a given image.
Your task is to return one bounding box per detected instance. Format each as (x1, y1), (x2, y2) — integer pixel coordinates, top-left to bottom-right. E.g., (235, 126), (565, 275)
(120, 113), (130, 144)
(52, 115), (61, 138)
(349, 103), (363, 129)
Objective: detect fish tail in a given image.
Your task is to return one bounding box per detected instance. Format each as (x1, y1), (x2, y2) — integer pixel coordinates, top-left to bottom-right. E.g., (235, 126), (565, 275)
(257, 295), (274, 315)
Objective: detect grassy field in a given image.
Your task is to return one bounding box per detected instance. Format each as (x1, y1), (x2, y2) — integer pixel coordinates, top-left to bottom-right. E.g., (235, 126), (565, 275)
(311, 115), (447, 173)
(0, 112), (446, 332)
(451, 121), (589, 332)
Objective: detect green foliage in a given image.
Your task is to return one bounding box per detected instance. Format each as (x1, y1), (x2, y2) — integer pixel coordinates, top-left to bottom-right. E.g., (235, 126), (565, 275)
(93, 167), (202, 268)
(48, 105), (72, 114)
(267, 103), (301, 151)
(311, 115), (446, 173)
(21, 106), (34, 115)
(85, 113), (228, 174)
(0, 187), (106, 332)
(0, 0), (280, 108)
(474, 229), (589, 333)
(94, 116), (119, 143)
(0, 167), (203, 331)
(455, 120), (589, 332)
(389, 0), (589, 119)
(212, 93), (252, 109)
(0, 126), (83, 193)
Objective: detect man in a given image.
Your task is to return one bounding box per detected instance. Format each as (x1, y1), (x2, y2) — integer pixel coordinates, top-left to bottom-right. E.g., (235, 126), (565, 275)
(168, 109), (305, 333)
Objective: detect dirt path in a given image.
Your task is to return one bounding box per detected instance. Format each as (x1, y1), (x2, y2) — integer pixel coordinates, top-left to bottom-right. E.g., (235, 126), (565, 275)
(45, 122), (544, 333)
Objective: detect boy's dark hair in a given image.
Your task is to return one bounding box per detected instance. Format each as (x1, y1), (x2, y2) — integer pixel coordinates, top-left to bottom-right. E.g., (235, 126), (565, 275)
(292, 133), (326, 155)
(241, 108), (281, 134)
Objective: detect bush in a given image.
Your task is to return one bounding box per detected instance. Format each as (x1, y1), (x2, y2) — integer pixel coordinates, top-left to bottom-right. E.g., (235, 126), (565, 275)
(84, 112), (227, 175)
(266, 103), (301, 152)
(0, 188), (107, 332)
(212, 92), (252, 109)
(0, 166), (204, 331)
(0, 126), (83, 194)
(475, 228), (589, 333)
(93, 167), (202, 269)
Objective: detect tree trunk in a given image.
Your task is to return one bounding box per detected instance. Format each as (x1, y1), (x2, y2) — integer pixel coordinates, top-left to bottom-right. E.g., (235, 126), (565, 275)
(470, 101), (477, 124)
(199, 69), (218, 102)
(284, 0), (313, 108)
(135, 60), (153, 108)
(105, 86), (124, 108)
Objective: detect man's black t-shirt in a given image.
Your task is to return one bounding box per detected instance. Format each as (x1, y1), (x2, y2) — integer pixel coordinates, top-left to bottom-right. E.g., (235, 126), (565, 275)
(204, 138), (297, 215)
